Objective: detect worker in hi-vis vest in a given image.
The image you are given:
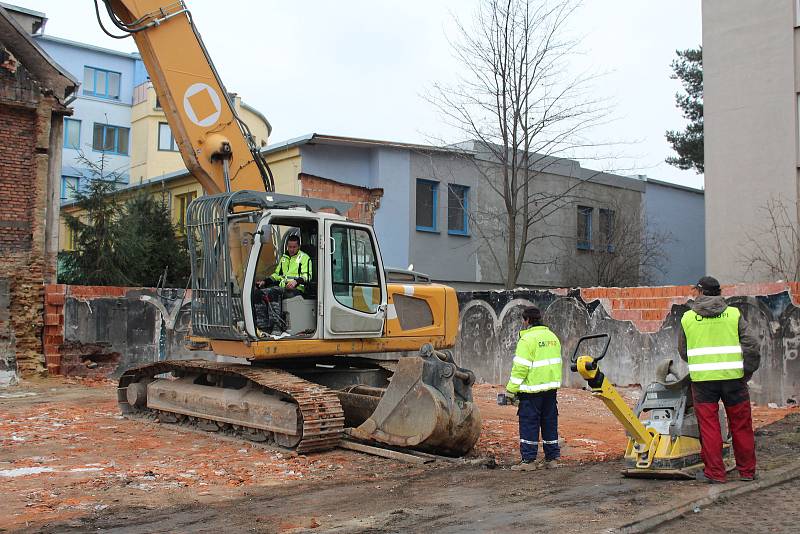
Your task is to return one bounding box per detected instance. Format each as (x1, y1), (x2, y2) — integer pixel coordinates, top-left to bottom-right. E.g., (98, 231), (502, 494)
(256, 235), (312, 337)
(678, 276), (760, 484)
(505, 306), (563, 471)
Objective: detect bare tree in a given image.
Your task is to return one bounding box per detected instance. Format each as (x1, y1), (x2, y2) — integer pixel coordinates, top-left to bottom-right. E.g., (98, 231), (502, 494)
(427, 0), (609, 288)
(561, 201), (672, 287)
(741, 197), (800, 281)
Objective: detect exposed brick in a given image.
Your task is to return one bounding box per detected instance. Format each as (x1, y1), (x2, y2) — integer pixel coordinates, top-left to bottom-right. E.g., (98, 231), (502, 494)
(47, 292), (66, 306)
(299, 173), (384, 225)
(45, 354), (61, 375)
(44, 335), (63, 346)
(44, 313), (60, 326)
(641, 309), (667, 321)
(46, 284), (66, 295)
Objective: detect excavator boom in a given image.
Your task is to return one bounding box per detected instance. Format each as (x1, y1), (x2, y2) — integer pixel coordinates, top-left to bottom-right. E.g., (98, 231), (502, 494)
(102, 0), (271, 193)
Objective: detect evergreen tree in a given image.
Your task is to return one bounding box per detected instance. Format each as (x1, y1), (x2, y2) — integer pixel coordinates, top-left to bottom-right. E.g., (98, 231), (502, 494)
(58, 154), (191, 287)
(117, 191), (191, 287)
(666, 47), (703, 174)
(58, 158), (130, 285)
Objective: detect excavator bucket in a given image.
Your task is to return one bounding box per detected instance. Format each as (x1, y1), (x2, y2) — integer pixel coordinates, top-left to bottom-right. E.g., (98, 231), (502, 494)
(343, 345), (481, 457)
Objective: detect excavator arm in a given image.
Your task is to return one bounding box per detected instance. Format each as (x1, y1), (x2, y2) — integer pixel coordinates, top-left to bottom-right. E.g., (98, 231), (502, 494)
(99, 0), (272, 194)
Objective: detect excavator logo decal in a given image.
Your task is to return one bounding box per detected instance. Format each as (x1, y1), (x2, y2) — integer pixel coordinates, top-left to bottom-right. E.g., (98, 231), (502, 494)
(183, 82), (221, 127)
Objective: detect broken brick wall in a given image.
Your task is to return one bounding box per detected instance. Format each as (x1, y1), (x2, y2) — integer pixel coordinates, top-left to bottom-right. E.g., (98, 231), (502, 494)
(300, 173), (383, 224)
(45, 285), (215, 378)
(456, 282), (800, 406)
(0, 91), (65, 378)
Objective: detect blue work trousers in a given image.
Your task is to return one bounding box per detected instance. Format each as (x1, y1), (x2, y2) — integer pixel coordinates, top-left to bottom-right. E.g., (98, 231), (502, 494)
(518, 389), (560, 461)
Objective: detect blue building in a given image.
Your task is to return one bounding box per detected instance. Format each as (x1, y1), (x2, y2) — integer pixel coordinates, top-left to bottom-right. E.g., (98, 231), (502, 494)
(641, 177), (705, 285)
(32, 33), (145, 200)
(261, 134), (690, 290)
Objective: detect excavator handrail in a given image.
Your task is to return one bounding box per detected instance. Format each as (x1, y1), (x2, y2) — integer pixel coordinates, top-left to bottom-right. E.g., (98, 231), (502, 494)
(570, 333), (611, 367)
(210, 190), (352, 215)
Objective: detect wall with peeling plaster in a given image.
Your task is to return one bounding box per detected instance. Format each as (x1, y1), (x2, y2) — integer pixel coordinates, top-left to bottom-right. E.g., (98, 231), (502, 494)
(51, 286), (215, 377)
(453, 289), (800, 406)
(49, 283), (800, 406)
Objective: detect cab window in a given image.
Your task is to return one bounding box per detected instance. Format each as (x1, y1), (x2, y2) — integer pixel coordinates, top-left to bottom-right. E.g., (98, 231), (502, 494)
(330, 225), (381, 313)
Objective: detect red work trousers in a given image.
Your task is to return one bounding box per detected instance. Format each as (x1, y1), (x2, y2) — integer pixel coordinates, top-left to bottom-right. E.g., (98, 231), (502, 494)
(693, 379), (757, 482)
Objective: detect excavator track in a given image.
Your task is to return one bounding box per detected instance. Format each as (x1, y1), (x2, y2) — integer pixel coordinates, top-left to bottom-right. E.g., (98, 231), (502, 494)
(117, 360), (345, 454)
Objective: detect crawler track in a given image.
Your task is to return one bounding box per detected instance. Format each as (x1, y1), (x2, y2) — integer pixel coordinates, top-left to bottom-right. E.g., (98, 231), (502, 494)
(117, 360), (345, 453)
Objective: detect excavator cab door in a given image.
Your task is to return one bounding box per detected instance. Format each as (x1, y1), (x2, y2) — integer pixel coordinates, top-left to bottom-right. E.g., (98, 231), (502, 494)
(322, 220), (386, 338)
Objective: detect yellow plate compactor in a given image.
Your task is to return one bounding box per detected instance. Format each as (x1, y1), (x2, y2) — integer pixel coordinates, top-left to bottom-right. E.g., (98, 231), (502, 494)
(571, 334), (734, 478)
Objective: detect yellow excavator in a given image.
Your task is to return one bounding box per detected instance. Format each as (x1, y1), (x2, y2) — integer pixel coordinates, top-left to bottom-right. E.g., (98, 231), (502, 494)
(571, 334), (733, 478)
(96, 0), (480, 456)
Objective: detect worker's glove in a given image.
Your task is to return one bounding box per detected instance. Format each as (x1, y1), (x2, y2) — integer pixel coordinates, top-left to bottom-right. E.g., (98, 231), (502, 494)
(497, 392), (518, 406)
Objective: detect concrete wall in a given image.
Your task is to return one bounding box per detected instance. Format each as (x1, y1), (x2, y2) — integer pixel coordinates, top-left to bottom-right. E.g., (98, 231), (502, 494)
(702, 0), (799, 282)
(44, 285), (214, 377)
(45, 281), (800, 406)
(644, 179), (705, 285)
(454, 282), (800, 406)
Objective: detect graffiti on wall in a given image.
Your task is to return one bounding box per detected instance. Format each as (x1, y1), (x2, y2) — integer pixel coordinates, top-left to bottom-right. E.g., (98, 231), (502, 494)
(454, 289), (800, 406)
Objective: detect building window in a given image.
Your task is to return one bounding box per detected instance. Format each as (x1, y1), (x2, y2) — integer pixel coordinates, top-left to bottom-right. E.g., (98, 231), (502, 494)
(64, 119), (81, 149)
(599, 208), (615, 252)
(416, 179), (438, 232)
(175, 191), (197, 231)
(577, 205), (593, 250)
(92, 123), (130, 155)
(447, 184), (469, 235)
(65, 226), (77, 251)
(83, 66), (121, 99)
(61, 176), (79, 201)
(158, 122), (179, 151)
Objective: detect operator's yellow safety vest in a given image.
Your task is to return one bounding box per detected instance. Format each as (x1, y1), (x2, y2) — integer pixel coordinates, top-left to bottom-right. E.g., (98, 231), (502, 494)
(506, 325), (562, 394)
(681, 306), (744, 382)
(270, 250), (312, 292)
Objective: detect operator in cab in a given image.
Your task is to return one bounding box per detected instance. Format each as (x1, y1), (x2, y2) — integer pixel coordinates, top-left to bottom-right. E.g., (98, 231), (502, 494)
(678, 276), (760, 484)
(256, 235), (312, 337)
(504, 306), (563, 471)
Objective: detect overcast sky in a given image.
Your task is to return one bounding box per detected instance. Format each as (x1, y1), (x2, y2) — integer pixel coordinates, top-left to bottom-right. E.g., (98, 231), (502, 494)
(15, 1), (703, 189)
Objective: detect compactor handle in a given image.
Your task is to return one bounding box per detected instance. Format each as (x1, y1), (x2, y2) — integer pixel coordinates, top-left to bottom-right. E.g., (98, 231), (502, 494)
(569, 333), (611, 371)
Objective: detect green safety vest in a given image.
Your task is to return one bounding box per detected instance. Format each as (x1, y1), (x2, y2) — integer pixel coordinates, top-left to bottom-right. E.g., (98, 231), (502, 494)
(506, 326), (563, 394)
(681, 306), (744, 382)
(270, 251), (312, 292)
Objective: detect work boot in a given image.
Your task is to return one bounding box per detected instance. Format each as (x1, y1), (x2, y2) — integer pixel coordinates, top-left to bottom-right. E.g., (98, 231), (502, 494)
(544, 459), (563, 469)
(695, 471), (725, 484)
(739, 473), (758, 482)
(510, 459), (539, 471)
(268, 300), (283, 336)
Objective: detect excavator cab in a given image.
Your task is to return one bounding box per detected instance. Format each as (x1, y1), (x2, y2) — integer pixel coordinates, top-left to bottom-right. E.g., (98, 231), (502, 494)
(187, 190), (387, 342)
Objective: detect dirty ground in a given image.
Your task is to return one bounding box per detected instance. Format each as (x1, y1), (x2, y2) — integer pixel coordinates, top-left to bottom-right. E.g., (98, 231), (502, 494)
(1, 378), (797, 533)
